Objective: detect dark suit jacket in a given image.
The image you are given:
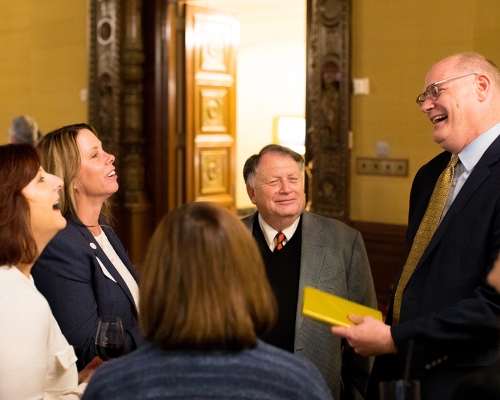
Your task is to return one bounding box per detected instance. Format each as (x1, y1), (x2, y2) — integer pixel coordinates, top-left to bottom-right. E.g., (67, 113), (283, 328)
(369, 137), (500, 400)
(243, 210), (377, 400)
(32, 216), (143, 370)
(452, 356), (500, 400)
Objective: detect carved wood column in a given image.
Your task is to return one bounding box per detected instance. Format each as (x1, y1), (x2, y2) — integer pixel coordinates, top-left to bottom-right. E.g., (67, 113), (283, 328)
(89, 0), (152, 265)
(306, 0), (351, 222)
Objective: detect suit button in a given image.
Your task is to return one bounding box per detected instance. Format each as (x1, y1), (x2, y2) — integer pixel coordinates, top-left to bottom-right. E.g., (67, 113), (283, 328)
(437, 358), (443, 364)
(431, 361), (437, 367)
(443, 355), (449, 360)
(425, 364), (431, 370)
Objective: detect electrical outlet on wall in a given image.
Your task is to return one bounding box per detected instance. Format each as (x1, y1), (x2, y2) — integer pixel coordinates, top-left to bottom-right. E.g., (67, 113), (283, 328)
(356, 157), (408, 177)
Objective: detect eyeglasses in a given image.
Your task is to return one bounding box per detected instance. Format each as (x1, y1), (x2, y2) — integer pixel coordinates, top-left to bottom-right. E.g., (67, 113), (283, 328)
(415, 72), (478, 106)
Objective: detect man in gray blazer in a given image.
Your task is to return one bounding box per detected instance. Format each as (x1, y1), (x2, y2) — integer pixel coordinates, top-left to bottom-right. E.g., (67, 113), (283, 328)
(242, 144), (377, 400)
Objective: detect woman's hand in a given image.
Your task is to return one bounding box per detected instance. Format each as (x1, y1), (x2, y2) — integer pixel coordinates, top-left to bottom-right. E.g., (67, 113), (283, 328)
(78, 356), (103, 384)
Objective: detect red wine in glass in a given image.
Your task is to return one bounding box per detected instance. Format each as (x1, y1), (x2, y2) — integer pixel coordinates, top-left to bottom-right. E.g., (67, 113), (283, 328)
(95, 343), (124, 361)
(95, 316), (125, 361)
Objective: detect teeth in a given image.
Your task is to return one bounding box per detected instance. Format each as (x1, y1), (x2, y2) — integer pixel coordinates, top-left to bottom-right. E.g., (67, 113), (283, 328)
(432, 115), (447, 124)
(107, 171), (116, 177)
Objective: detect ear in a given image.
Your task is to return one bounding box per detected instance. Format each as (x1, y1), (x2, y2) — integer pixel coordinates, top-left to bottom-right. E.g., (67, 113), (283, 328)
(476, 74), (491, 101)
(246, 184), (256, 204)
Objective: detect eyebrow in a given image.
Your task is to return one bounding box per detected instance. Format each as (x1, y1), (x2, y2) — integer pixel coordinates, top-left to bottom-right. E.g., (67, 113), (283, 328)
(87, 145), (99, 154)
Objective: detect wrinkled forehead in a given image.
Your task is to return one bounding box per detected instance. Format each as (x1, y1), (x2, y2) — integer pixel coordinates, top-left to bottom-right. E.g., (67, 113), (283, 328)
(256, 153), (302, 176)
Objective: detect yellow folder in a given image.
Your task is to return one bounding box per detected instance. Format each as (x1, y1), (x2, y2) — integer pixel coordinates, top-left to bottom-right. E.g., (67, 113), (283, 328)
(302, 286), (383, 327)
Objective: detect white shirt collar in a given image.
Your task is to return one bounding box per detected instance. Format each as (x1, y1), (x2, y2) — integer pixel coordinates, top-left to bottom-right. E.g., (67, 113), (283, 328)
(458, 121), (500, 172)
(257, 213), (301, 251)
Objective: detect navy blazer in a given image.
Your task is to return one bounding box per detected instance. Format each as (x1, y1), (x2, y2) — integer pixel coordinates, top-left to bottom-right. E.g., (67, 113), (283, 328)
(32, 216), (144, 370)
(369, 136), (500, 400)
(452, 357), (500, 400)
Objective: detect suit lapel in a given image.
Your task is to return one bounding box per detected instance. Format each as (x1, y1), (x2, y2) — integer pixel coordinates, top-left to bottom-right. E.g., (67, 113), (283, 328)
(71, 219), (137, 309)
(413, 135), (500, 274)
(295, 211), (327, 332)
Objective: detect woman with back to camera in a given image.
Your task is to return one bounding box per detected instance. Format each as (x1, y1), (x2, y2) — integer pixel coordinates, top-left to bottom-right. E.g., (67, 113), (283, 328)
(32, 123), (143, 370)
(0, 144), (100, 399)
(82, 202), (332, 400)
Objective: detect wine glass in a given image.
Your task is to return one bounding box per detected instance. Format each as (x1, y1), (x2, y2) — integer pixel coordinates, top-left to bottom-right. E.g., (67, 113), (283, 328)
(95, 316), (125, 361)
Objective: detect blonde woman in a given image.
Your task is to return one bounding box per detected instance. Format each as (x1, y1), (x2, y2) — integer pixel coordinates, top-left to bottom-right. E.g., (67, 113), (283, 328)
(33, 123), (143, 370)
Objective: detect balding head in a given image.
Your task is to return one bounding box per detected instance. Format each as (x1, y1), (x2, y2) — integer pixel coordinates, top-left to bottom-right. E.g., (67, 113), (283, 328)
(420, 52), (500, 154)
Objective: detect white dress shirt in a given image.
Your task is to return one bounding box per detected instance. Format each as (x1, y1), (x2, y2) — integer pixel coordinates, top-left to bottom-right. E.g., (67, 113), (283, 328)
(442, 122), (500, 219)
(95, 229), (139, 308)
(258, 213), (301, 251)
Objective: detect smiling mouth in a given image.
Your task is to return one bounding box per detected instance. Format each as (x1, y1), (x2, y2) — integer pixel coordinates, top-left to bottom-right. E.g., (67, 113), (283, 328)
(431, 114), (448, 124)
(107, 170), (116, 178)
(53, 200), (60, 211)
(277, 199), (295, 204)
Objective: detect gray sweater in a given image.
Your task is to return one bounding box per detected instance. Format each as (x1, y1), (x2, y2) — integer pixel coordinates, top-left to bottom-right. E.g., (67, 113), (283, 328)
(82, 340), (333, 399)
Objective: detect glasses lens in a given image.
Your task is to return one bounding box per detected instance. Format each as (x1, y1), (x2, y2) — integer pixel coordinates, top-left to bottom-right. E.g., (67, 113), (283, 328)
(427, 84), (439, 100)
(416, 94), (426, 106)
(416, 84), (440, 106)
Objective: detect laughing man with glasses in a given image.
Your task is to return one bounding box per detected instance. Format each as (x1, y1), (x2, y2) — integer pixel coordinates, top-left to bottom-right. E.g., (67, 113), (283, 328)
(332, 52), (500, 400)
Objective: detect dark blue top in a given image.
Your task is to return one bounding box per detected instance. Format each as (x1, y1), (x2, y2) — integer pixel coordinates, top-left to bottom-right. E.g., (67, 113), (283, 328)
(32, 217), (143, 370)
(82, 340), (333, 400)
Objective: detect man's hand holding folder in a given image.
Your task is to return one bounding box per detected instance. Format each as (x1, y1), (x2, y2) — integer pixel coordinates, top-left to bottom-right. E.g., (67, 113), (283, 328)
(302, 286), (396, 357)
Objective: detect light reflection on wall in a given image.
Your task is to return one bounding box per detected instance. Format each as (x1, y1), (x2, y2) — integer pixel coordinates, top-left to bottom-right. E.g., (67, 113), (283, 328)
(275, 116), (306, 156)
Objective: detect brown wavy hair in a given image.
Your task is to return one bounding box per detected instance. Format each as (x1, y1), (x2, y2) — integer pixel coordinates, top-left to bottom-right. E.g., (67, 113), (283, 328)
(0, 144), (40, 266)
(140, 202), (277, 351)
(37, 123), (113, 224)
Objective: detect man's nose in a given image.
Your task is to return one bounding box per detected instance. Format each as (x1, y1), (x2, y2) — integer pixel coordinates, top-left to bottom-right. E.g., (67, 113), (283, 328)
(279, 179), (292, 192)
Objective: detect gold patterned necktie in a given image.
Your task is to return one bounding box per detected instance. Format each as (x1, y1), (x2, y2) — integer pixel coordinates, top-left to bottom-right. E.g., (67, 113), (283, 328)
(392, 155), (459, 324)
(274, 232), (286, 251)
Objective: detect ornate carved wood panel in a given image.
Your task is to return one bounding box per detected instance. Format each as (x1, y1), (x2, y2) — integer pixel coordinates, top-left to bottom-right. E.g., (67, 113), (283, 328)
(185, 7), (238, 209)
(89, 0), (153, 264)
(306, 0), (351, 221)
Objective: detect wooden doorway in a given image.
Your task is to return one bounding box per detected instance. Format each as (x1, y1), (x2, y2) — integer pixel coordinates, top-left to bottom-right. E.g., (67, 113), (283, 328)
(144, 1), (239, 225)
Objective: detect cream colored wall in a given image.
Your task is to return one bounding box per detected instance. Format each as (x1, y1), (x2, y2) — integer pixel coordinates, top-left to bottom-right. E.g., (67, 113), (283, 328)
(231, 2), (306, 209)
(0, 1), (88, 144)
(350, 0), (500, 225)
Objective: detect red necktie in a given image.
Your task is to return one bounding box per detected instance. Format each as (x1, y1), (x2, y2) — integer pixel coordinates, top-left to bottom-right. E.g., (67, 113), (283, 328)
(274, 232), (286, 251)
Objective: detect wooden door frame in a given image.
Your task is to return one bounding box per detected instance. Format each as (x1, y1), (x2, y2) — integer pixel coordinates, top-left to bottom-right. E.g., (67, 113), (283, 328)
(305, 0), (352, 222)
(144, 0), (354, 225)
(143, 0), (178, 224)
(88, 0), (352, 260)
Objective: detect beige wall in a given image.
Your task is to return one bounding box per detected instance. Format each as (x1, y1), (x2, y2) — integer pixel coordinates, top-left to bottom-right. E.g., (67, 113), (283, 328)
(0, 1), (88, 144)
(3, 0), (500, 226)
(350, 0), (500, 224)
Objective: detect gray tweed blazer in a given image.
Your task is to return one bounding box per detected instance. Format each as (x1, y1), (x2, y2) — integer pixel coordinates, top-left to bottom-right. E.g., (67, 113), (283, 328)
(242, 210), (377, 400)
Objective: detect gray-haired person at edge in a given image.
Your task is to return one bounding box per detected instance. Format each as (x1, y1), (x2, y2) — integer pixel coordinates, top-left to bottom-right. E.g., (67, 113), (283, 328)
(9, 114), (42, 144)
(82, 202), (333, 400)
(332, 52), (500, 400)
(32, 123), (143, 371)
(242, 144), (377, 400)
(0, 143), (101, 399)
